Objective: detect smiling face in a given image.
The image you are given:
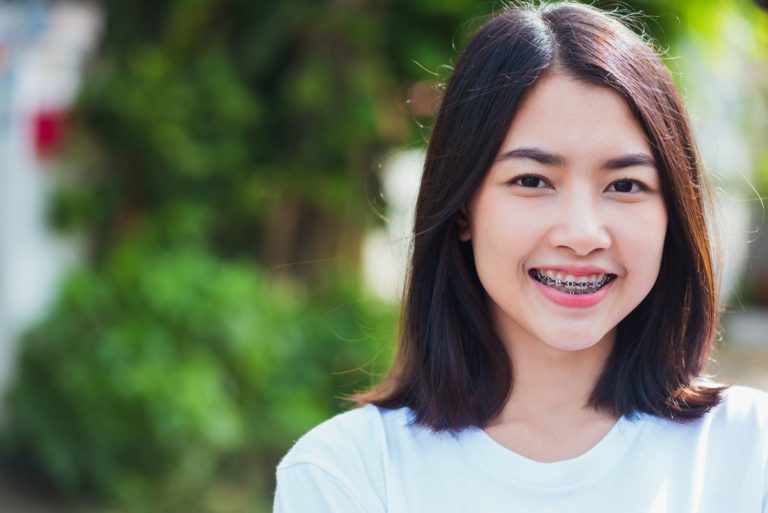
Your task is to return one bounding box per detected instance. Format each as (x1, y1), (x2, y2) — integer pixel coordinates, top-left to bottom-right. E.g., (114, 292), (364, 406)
(459, 72), (668, 354)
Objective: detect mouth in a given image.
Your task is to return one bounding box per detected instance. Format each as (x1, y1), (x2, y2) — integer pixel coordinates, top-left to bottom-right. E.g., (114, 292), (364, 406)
(528, 269), (616, 295)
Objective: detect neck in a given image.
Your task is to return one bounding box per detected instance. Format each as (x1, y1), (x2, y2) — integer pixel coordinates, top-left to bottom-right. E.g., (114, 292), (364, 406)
(490, 329), (615, 428)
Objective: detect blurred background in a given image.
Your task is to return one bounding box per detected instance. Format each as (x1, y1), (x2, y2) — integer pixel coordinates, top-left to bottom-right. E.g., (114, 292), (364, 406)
(0, 0), (766, 511)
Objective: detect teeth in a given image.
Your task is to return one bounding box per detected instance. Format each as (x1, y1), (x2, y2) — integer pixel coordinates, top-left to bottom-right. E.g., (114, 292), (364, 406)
(540, 270), (606, 284)
(531, 269), (612, 295)
(563, 273), (583, 284)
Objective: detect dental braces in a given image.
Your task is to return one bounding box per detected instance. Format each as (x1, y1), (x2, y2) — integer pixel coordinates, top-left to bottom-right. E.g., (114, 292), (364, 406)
(532, 270), (611, 293)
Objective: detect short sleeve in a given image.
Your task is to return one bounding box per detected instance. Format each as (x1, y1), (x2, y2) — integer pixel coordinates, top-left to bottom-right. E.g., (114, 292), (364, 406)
(273, 463), (385, 513)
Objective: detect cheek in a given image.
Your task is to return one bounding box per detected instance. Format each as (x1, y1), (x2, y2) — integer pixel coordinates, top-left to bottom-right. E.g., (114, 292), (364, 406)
(468, 199), (534, 293)
(619, 204), (667, 277)
(470, 199), (539, 263)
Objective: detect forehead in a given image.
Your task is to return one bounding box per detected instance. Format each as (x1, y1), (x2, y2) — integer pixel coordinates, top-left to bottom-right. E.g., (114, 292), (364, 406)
(502, 72), (652, 159)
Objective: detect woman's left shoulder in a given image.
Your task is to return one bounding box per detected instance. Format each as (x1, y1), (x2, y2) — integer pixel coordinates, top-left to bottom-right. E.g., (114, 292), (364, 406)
(708, 384), (768, 428)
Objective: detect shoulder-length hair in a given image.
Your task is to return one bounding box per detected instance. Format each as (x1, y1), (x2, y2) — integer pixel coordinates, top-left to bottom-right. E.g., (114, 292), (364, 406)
(357, 2), (724, 431)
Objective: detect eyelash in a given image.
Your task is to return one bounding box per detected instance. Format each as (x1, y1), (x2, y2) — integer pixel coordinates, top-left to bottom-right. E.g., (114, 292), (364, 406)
(509, 175), (649, 193)
(607, 179), (648, 193)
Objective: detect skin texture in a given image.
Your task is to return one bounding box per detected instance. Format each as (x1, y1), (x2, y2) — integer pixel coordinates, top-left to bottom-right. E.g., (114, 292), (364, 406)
(457, 72), (668, 461)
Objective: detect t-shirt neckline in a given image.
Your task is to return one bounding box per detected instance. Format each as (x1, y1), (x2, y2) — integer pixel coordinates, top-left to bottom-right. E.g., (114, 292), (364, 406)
(457, 414), (647, 489)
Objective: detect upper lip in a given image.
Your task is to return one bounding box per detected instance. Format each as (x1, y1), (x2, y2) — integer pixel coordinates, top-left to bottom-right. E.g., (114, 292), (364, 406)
(530, 265), (616, 276)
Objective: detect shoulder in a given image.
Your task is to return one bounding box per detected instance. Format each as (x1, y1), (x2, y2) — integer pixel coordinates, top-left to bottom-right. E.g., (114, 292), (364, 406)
(709, 385), (768, 427)
(277, 404), (420, 495)
(274, 405), (407, 513)
(278, 403), (414, 471)
(625, 386), (768, 510)
(275, 404), (416, 511)
(641, 385), (768, 448)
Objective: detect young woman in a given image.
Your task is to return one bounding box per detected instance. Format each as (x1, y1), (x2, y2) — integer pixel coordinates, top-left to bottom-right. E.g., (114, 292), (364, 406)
(274, 3), (768, 512)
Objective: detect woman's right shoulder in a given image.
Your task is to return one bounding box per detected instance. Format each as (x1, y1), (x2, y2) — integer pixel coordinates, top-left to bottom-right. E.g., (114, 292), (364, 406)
(274, 405), (416, 512)
(277, 404), (414, 473)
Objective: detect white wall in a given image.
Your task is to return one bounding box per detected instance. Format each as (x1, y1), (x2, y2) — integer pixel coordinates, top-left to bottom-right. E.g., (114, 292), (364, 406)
(0, 1), (100, 400)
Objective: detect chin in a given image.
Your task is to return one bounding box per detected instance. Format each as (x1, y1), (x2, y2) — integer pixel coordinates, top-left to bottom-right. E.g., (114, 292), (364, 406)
(539, 329), (611, 352)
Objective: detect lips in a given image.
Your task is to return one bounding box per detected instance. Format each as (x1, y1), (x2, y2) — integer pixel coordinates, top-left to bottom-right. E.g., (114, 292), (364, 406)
(529, 268), (617, 295)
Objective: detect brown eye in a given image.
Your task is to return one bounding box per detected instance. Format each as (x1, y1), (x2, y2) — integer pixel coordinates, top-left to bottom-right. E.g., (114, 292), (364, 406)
(608, 179), (644, 193)
(513, 175), (548, 188)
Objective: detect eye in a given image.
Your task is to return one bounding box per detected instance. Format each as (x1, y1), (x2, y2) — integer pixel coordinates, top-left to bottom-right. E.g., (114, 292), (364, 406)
(510, 175), (550, 189)
(607, 179), (647, 193)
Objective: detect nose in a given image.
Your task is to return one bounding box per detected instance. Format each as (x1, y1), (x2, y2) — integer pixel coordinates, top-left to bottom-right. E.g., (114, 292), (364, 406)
(547, 190), (611, 256)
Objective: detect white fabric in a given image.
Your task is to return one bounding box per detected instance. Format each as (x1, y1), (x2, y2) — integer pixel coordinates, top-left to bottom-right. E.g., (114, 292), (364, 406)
(274, 386), (768, 513)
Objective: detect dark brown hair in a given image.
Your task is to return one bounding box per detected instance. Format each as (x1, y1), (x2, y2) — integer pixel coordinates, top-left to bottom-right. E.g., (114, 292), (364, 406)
(357, 2), (724, 431)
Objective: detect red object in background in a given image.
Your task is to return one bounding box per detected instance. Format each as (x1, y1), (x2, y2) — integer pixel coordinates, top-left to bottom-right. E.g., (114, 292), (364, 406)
(33, 109), (68, 159)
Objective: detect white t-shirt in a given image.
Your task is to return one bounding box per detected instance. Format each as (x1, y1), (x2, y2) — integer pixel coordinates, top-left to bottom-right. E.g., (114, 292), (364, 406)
(274, 386), (768, 513)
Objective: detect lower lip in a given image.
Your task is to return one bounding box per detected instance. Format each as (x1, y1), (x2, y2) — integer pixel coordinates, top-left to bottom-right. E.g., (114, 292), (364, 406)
(531, 276), (614, 308)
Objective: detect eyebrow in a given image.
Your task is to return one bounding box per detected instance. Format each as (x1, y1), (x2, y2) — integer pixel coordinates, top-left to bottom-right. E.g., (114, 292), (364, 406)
(497, 147), (656, 170)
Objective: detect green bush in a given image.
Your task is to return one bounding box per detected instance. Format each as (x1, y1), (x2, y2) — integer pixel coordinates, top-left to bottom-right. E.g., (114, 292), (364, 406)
(1, 242), (395, 510)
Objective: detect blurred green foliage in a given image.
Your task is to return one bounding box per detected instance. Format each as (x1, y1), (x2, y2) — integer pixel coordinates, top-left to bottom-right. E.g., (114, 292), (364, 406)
(9, 0), (494, 508)
(52, 0), (490, 273)
(2, 0), (767, 511)
(2, 241), (396, 510)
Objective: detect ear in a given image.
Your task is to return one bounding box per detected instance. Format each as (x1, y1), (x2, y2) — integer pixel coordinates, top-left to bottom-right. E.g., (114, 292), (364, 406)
(456, 205), (471, 241)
